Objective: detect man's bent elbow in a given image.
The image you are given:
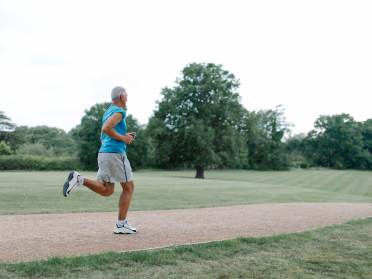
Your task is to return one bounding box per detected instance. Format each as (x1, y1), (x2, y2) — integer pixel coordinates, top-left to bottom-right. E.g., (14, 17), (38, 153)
(102, 126), (109, 134)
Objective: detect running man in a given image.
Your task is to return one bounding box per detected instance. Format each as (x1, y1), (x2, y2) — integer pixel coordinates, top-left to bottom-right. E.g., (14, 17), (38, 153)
(63, 86), (137, 234)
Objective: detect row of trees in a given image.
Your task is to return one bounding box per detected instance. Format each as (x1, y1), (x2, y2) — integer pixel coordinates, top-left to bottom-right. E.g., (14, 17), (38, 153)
(1, 63), (371, 177)
(0, 118), (81, 170)
(0, 124), (77, 156)
(286, 114), (372, 170)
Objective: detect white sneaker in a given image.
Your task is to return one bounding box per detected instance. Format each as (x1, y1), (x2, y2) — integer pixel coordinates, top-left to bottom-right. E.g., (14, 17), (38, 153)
(113, 221), (137, 234)
(63, 171), (82, 197)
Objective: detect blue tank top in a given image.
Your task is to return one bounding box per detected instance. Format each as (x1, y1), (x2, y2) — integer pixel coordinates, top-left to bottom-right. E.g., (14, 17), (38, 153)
(99, 105), (127, 153)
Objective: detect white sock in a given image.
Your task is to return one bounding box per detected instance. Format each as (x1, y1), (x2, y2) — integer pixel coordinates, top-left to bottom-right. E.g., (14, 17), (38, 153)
(117, 219), (126, 226)
(77, 175), (84, 185)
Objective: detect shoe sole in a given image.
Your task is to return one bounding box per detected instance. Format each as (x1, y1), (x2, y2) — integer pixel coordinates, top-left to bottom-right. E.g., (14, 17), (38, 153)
(63, 171), (74, 197)
(113, 228), (137, 234)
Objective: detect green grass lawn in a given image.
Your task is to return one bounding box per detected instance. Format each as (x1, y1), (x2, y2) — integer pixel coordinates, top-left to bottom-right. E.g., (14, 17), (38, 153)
(1, 169), (371, 278)
(0, 169), (371, 214)
(1, 217), (371, 279)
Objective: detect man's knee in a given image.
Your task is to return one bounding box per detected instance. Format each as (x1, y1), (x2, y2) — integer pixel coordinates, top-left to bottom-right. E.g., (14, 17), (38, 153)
(102, 188), (114, 196)
(121, 181), (134, 194)
(102, 183), (114, 197)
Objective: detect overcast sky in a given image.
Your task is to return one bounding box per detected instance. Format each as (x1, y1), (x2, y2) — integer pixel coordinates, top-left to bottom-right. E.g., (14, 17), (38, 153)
(1, 0), (371, 135)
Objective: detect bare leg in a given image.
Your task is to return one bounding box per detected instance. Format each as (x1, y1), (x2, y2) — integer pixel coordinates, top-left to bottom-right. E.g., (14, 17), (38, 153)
(83, 178), (114, 196)
(118, 181), (134, 220)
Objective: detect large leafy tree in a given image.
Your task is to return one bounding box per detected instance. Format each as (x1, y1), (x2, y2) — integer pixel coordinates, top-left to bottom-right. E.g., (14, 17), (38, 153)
(148, 63), (246, 178)
(305, 114), (370, 169)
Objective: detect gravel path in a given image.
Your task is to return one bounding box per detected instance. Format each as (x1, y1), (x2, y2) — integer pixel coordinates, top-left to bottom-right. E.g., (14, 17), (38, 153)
(1, 203), (372, 263)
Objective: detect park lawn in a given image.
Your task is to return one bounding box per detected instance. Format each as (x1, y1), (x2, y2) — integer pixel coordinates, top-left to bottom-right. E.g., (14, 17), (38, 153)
(0, 217), (371, 279)
(0, 169), (371, 215)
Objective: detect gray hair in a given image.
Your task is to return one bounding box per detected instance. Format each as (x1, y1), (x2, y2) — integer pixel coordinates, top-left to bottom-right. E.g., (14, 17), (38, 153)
(111, 86), (127, 100)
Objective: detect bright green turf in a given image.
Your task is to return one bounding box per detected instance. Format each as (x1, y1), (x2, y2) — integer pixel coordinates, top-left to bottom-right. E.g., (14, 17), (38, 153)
(0, 169), (371, 215)
(1, 218), (371, 278)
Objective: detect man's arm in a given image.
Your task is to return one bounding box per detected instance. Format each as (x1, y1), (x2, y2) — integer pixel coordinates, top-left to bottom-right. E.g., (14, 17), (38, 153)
(102, 113), (133, 144)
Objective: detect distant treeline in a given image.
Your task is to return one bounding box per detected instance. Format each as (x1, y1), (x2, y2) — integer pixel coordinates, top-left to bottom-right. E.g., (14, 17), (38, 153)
(1, 63), (371, 177)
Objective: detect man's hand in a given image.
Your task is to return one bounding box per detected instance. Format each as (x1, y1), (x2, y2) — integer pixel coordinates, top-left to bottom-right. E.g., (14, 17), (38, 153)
(127, 131), (136, 139)
(121, 134), (134, 144)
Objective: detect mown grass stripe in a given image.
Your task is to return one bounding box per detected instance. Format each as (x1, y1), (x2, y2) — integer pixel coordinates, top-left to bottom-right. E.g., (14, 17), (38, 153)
(0, 170), (371, 215)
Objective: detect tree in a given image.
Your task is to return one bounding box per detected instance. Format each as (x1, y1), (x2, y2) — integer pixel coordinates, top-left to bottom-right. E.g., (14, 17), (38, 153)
(0, 111), (15, 131)
(305, 114), (369, 169)
(242, 106), (290, 170)
(0, 141), (12, 155)
(285, 133), (310, 168)
(361, 119), (372, 169)
(0, 111), (16, 148)
(148, 63), (246, 178)
(125, 115), (149, 170)
(361, 119), (372, 153)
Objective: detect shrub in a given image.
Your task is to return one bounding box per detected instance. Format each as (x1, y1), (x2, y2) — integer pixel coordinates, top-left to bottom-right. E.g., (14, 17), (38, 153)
(17, 143), (53, 156)
(0, 141), (12, 155)
(0, 155), (81, 170)
(288, 152), (311, 169)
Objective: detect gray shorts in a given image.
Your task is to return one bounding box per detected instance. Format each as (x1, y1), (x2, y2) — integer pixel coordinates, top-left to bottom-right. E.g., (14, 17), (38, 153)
(96, 153), (133, 183)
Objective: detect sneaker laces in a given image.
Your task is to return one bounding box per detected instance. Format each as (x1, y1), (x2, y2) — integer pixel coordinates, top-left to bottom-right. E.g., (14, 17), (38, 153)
(124, 220), (135, 230)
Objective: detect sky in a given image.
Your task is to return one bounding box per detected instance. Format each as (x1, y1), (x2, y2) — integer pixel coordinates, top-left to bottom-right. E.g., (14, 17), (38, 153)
(0, 0), (371, 135)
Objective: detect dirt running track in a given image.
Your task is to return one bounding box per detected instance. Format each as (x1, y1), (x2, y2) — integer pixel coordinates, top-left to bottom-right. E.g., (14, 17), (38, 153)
(1, 203), (372, 262)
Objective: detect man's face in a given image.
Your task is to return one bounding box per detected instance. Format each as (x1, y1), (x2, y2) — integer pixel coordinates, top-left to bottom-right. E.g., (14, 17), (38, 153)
(121, 93), (128, 106)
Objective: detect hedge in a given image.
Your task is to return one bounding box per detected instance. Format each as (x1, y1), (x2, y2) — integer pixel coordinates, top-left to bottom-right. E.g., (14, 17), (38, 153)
(0, 155), (81, 170)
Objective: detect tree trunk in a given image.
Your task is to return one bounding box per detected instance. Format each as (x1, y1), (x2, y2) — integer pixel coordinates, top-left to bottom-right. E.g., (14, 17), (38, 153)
(195, 166), (205, 179)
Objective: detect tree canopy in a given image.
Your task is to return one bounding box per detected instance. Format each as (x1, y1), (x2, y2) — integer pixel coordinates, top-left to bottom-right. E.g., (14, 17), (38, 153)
(243, 106), (290, 170)
(287, 114), (372, 170)
(0, 111), (15, 131)
(148, 63), (247, 178)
